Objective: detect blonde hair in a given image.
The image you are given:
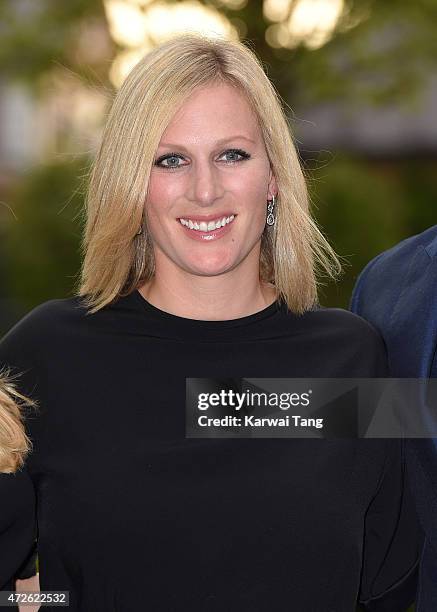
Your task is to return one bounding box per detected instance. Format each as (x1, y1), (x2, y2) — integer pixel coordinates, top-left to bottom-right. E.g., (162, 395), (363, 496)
(78, 33), (341, 314)
(0, 368), (36, 473)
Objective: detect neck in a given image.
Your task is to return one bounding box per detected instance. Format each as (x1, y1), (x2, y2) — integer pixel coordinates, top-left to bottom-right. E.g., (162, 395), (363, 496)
(138, 261), (276, 321)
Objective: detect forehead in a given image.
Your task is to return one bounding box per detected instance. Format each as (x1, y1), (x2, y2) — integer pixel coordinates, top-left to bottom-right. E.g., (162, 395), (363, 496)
(160, 82), (261, 145)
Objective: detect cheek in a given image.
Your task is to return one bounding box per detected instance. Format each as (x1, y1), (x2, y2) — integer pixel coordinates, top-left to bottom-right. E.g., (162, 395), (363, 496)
(240, 180), (270, 226)
(145, 176), (181, 223)
(148, 173), (181, 199)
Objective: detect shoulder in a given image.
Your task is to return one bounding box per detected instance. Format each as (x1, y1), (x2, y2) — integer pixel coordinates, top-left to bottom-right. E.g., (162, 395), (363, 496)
(1, 297), (87, 343)
(351, 226), (437, 317)
(304, 306), (386, 347)
(378, 224), (437, 262)
(296, 306), (388, 375)
(358, 225), (437, 283)
(280, 304), (387, 356)
(0, 297), (88, 372)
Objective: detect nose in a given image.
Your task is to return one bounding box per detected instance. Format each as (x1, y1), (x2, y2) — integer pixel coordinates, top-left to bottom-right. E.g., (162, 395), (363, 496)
(187, 156), (225, 208)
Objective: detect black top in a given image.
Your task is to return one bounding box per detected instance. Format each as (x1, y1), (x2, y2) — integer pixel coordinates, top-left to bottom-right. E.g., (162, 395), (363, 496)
(0, 291), (423, 611)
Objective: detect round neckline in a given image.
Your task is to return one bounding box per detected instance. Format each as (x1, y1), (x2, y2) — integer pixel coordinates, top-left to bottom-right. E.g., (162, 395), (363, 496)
(131, 289), (281, 330)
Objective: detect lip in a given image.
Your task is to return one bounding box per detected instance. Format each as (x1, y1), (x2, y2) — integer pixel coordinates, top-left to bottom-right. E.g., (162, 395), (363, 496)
(177, 214), (236, 242)
(177, 212), (237, 223)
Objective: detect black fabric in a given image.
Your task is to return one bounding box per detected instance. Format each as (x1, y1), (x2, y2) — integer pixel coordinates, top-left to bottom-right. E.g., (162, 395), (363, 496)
(15, 540), (38, 579)
(0, 290), (424, 611)
(0, 470), (36, 590)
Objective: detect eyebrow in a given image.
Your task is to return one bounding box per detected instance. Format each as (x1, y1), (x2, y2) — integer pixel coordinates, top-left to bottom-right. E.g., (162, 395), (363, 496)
(158, 135), (257, 148)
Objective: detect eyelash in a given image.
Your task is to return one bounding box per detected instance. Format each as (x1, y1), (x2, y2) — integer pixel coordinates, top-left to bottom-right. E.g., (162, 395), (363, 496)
(154, 148), (251, 171)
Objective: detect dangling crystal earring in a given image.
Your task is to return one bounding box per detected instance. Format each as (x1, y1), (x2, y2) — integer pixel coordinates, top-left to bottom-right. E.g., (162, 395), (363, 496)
(266, 194), (276, 226)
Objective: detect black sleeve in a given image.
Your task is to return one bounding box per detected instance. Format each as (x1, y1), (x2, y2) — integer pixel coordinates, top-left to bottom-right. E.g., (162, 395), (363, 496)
(0, 470), (37, 590)
(0, 306), (46, 588)
(357, 438), (424, 611)
(15, 538), (38, 580)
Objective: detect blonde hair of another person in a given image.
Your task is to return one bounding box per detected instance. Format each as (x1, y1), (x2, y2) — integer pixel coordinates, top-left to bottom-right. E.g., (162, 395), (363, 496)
(78, 33), (341, 315)
(0, 369), (35, 473)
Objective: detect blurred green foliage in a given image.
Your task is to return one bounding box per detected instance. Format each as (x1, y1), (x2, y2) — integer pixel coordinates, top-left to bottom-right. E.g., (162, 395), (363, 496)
(308, 154), (437, 307)
(0, 158), (88, 313)
(0, 0), (108, 92)
(1, 0), (437, 108)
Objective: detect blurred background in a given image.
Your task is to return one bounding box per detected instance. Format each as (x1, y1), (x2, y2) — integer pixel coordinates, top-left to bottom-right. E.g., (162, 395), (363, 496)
(1, 0), (436, 336)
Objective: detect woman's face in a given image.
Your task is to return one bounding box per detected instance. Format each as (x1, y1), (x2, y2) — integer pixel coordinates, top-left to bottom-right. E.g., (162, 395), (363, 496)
(145, 82), (277, 279)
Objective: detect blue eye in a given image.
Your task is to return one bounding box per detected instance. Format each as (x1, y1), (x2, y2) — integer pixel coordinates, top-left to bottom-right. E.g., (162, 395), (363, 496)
(156, 154), (183, 169)
(220, 149), (250, 163)
(154, 148), (251, 171)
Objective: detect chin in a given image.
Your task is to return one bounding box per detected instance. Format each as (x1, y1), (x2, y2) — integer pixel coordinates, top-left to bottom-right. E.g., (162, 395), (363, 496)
(181, 257), (238, 277)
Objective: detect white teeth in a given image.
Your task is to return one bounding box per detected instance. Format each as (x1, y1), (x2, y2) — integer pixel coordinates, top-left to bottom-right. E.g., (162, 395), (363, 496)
(179, 215), (235, 232)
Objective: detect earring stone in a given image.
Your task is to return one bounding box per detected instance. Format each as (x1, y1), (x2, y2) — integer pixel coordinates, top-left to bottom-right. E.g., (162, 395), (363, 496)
(266, 194), (276, 226)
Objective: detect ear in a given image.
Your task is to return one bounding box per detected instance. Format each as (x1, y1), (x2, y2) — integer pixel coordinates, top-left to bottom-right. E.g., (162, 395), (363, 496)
(267, 167), (278, 199)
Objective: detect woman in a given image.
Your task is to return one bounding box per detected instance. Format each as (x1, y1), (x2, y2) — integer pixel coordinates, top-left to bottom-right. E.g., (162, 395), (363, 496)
(0, 33), (423, 611)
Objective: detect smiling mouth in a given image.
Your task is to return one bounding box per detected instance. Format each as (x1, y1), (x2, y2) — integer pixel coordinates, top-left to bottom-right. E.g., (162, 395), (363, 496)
(178, 214), (236, 232)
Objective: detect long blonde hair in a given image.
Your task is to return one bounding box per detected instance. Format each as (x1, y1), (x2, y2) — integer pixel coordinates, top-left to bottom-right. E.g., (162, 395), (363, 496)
(0, 368), (36, 473)
(78, 33), (341, 314)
